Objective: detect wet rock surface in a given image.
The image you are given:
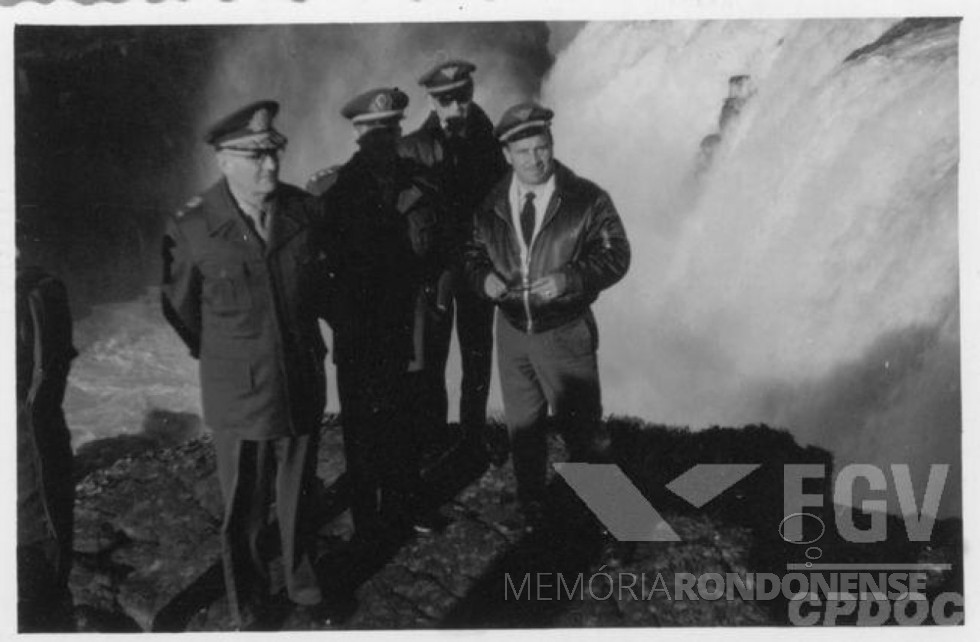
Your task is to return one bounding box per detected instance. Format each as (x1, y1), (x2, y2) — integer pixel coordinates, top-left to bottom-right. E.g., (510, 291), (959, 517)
(72, 436), (223, 631)
(68, 417), (962, 631)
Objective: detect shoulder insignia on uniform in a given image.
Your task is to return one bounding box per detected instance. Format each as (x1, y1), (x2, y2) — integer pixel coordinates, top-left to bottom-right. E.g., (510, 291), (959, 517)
(306, 165), (342, 196)
(175, 195), (203, 218)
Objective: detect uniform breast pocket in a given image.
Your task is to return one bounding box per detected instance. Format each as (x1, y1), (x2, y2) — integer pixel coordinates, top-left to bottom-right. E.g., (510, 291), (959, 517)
(200, 259), (262, 339)
(201, 261), (252, 314)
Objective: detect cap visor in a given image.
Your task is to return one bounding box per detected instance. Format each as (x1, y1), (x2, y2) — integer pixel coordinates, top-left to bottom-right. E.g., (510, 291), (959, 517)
(351, 110), (404, 125)
(499, 120), (550, 142)
(426, 78), (472, 94)
(216, 130), (287, 150)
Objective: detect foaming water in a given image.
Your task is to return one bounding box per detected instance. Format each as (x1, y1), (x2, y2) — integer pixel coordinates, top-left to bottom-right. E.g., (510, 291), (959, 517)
(544, 20), (960, 515)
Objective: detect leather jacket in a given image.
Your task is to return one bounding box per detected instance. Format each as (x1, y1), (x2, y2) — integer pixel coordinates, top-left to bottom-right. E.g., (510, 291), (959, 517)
(463, 161), (630, 334)
(398, 103), (508, 248)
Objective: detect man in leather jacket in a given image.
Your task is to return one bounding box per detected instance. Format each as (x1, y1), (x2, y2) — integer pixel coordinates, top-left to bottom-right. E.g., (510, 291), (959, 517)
(463, 102), (630, 533)
(398, 60), (507, 455)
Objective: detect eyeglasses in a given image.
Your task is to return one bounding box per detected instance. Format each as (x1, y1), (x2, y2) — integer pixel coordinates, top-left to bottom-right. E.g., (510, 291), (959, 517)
(435, 87), (473, 107)
(221, 147), (284, 163)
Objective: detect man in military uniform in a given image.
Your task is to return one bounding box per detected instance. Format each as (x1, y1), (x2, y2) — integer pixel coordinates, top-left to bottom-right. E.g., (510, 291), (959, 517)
(399, 60), (508, 457)
(16, 261), (77, 632)
(463, 102), (631, 534)
(161, 101), (329, 627)
(308, 87), (447, 541)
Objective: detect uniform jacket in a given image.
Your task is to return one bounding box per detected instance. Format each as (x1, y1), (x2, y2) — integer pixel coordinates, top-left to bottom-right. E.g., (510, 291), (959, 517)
(463, 161), (631, 334)
(161, 180), (327, 440)
(310, 137), (444, 368)
(398, 103), (508, 250)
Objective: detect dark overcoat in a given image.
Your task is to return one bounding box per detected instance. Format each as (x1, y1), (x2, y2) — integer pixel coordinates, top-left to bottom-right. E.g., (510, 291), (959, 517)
(311, 147), (442, 368)
(161, 180), (327, 440)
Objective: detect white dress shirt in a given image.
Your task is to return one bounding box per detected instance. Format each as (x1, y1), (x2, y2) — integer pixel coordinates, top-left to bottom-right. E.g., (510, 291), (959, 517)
(508, 172), (557, 265)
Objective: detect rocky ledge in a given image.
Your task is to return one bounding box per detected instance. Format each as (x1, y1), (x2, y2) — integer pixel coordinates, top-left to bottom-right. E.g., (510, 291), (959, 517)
(68, 417), (962, 631)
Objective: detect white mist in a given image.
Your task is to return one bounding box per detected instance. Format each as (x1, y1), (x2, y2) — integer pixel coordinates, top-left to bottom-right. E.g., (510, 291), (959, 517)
(544, 20), (960, 517)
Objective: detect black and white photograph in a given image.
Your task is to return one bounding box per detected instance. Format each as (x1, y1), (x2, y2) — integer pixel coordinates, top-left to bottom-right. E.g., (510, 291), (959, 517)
(4, 0), (975, 635)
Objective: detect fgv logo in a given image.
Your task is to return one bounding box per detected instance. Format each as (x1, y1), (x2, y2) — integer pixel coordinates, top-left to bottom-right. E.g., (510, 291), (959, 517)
(554, 463), (760, 541)
(557, 463), (950, 543)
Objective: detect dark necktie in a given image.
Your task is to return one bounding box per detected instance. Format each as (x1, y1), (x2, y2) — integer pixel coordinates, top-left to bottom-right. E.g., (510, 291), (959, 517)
(520, 192), (536, 248)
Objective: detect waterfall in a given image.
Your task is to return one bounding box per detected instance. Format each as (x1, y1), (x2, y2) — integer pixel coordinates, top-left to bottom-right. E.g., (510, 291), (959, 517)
(544, 19), (960, 516)
(59, 20), (960, 518)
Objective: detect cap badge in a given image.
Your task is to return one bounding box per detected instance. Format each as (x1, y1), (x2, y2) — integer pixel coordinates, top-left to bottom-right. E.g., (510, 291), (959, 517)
(373, 92), (392, 111)
(441, 65), (458, 79)
(248, 108), (271, 132)
(515, 106), (534, 121)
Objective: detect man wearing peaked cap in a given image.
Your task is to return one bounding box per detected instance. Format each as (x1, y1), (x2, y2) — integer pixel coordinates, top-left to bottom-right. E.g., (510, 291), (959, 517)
(205, 99), (288, 150)
(340, 86), (410, 124)
(418, 59), (476, 94)
(463, 101), (631, 542)
(306, 88), (409, 196)
(493, 102), (556, 143)
(309, 87), (449, 541)
(162, 100), (334, 627)
(400, 59), (508, 464)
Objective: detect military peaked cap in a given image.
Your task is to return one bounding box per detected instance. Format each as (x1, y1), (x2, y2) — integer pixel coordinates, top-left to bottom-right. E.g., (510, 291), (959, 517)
(494, 102), (555, 143)
(205, 99), (287, 150)
(341, 87), (409, 125)
(418, 59), (476, 94)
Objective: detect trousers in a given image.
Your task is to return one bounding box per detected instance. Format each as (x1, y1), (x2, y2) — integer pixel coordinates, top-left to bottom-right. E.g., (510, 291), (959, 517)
(422, 283), (495, 433)
(336, 356), (422, 535)
(496, 311), (610, 505)
(214, 431), (322, 623)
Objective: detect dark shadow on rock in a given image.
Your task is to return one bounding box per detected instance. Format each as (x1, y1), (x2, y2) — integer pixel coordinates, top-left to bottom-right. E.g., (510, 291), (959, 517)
(74, 408), (202, 481)
(314, 429), (492, 610)
(152, 563), (226, 632)
(440, 479), (605, 628)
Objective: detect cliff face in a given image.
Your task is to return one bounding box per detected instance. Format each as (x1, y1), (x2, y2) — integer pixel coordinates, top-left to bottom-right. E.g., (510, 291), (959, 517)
(67, 418), (962, 631)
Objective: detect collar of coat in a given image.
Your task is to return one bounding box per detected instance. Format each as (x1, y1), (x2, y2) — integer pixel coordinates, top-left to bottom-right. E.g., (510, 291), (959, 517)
(420, 101), (495, 141)
(338, 146), (439, 206)
(201, 179), (306, 251)
(488, 160), (594, 230)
